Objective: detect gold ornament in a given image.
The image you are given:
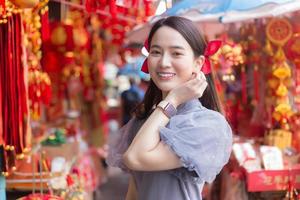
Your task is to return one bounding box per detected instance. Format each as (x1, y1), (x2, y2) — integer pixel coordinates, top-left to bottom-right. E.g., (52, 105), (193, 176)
(272, 65), (291, 80)
(10, 0), (39, 8)
(51, 25), (67, 46)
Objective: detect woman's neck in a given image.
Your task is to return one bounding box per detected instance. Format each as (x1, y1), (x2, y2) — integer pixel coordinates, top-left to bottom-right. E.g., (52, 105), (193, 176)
(162, 92), (168, 100)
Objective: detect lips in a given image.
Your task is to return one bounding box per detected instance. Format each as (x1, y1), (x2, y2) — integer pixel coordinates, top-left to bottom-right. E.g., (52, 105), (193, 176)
(157, 72), (176, 79)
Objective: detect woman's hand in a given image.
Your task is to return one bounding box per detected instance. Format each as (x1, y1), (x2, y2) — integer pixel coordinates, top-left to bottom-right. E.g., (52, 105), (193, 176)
(165, 71), (208, 107)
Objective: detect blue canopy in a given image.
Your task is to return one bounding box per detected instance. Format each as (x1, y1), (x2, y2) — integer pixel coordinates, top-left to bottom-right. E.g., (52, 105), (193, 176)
(164, 0), (298, 23)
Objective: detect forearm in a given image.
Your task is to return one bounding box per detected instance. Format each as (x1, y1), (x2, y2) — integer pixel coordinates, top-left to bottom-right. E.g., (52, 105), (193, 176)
(123, 107), (169, 166)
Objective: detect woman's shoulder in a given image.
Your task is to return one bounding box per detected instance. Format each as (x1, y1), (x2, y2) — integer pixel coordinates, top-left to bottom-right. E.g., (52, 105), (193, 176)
(173, 100), (228, 128)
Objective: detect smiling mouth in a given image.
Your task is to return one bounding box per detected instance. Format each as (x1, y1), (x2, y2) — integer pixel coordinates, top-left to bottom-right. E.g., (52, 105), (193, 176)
(157, 72), (176, 79)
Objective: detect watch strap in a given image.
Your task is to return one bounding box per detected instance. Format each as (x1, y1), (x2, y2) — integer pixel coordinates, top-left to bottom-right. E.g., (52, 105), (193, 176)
(157, 100), (177, 118)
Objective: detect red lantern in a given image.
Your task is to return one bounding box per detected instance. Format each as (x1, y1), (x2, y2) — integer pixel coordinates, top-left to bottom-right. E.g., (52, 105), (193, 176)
(50, 23), (74, 53)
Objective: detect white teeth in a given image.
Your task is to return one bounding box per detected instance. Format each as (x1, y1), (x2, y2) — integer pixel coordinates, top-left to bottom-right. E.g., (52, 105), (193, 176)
(157, 72), (175, 78)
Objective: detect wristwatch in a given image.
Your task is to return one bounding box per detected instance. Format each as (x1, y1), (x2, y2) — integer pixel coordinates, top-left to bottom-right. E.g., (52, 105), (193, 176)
(157, 100), (177, 118)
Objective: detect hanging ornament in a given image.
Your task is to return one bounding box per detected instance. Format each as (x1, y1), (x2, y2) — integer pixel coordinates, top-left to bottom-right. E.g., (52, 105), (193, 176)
(272, 62), (291, 80)
(110, 0), (117, 18)
(28, 67), (52, 120)
(73, 27), (89, 49)
(265, 18), (294, 147)
(241, 65), (247, 104)
(0, 0), (5, 17)
(264, 39), (274, 56)
(10, 0), (39, 9)
(253, 65), (259, 102)
(50, 23), (74, 53)
(266, 18), (293, 46)
(285, 33), (300, 67)
(85, 0), (98, 13)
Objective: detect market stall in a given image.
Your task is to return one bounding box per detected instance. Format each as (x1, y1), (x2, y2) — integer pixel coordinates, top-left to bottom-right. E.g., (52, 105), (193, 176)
(0, 0), (158, 199)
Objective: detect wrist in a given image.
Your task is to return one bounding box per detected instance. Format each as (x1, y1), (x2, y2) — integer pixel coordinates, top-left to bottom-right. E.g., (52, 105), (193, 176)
(164, 95), (179, 108)
(157, 100), (177, 119)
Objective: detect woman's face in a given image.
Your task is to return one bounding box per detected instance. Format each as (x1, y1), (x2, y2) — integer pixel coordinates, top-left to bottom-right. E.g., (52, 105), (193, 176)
(148, 26), (204, 95)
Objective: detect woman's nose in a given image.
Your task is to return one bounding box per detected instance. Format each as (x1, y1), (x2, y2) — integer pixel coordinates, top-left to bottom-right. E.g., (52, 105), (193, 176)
(160, 53), (171, 68)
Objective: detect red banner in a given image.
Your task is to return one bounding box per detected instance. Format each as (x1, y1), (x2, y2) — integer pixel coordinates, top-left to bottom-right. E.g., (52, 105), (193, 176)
(247, 165), (300, 192)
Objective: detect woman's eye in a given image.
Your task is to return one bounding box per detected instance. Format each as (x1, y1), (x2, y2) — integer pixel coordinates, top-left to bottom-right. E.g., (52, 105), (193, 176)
(150, 50), (160, 55)
(173, 52), (183, 56)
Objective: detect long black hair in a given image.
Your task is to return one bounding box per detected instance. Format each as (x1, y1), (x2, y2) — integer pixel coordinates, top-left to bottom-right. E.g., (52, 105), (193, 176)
(134, 16), (222, 119)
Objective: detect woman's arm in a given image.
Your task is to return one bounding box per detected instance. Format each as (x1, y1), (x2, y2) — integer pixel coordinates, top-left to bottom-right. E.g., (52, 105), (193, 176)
(123, 105), (181, 171)
(125, 176), (137, 200)
(123, 73), (207, 171)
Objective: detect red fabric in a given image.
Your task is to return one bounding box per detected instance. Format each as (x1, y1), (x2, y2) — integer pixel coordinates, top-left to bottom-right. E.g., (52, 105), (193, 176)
(141, 38), (149, 73)
(202, 40), (222, 74)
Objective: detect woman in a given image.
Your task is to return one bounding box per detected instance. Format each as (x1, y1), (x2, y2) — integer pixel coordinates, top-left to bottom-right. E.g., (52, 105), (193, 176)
(107, 16), (232, 200)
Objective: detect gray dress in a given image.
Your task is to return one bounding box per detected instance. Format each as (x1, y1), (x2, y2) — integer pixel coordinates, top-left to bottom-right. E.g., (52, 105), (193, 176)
(107, 99), (232, 200)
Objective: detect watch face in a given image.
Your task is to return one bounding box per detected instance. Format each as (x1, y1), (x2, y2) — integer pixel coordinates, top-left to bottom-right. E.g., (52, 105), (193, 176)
(165, 103), (177, 117)
(158, 101), (177, 118)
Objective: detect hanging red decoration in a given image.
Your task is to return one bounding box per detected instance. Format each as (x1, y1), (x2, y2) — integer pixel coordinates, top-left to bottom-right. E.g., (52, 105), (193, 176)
(110, 0), (117, 18)
(0, 13), (29, 175)
(285, 34), (300, 63)
(40, 7), (50, 42)
(0, 0), (5, 17)
(266, 18), (293, 46)
(50, 23), (74, 53)
(143, 0), (151, 16)
(253, 65), (259, 103)
(241, 65), (247, 104)
(132, 0), (138, 7)
(28, 67), (52, 120)
(85, 0), (98, 13)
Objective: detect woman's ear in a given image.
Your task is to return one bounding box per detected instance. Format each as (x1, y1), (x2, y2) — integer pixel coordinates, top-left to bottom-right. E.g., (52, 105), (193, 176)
(194, 55), (205, 72)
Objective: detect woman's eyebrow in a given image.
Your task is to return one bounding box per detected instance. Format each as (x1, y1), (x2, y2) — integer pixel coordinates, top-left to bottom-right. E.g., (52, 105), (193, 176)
(150, 44), (185, 50)
(150, 44), (161, 49)
(170, 45), (185, 50)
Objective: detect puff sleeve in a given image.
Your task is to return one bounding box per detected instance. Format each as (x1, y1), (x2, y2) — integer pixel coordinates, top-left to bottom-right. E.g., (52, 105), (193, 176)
(106, 118), (144, 171)
(159, 109), (232, 183)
